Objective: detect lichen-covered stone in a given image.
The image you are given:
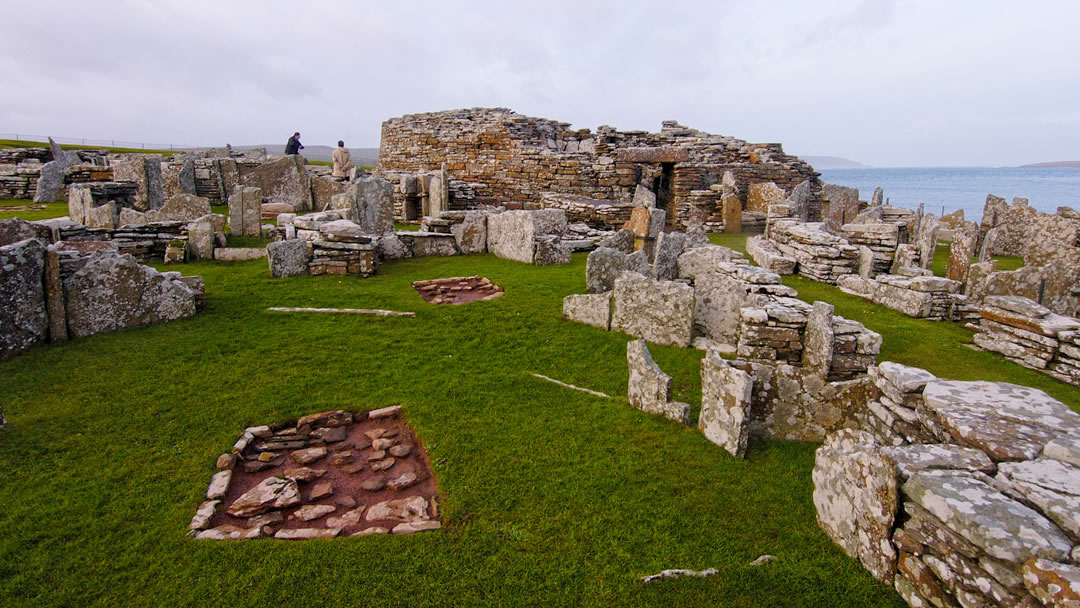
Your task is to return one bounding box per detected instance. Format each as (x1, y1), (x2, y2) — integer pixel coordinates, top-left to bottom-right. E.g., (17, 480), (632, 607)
(804, 301), (835, 377)
(652, 231), (688, 281)
(1023, 558), (1080, 607)
(0, 238), (47, 361)
(533, 236), (571, 266)
(699, 349), (753, 457)
(611, 272), (694, 348)
(812, 429), (898, 582)
(146, 193), (212, 223)
(626, 339), (689, 425)
(266, 239), (310, 278)
(63, 252), (196, 339)
(675, 245), (744, 281)
(997, 458), (1080, 538)
(881, 444), (995, 481)
(903, 471), (1072, 564)
(562, 292), (612, 330)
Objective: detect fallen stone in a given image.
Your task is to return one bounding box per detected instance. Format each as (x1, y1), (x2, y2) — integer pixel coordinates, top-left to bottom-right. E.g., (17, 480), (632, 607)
(352, 526), (389, 536)
(389, 444), (412, 458)
(226, 476), (302, 517)
(360, 478), (386, 492)
(274, 528), (341, 540)
(188, 500), (220, 530)
(196, 525), (267, 540)
(246, 512), (284, 528)
(371, 457), (396, 472)
(326, 507), (367, 529)
(387, 471), (419, 491)
(368, 405), (400, 419)
(611, 272), (694, 348)
(392, 520), (441, 535)
(290, 446), (328, 465)
(206, 470), (232, 500)
(1023, 558), (1080, 606)
(309, 481), (333, 500)
(291, 504), (337, 522)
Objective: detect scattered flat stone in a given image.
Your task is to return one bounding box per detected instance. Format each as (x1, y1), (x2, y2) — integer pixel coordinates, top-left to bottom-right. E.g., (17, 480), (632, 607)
(365, 495), (430, 522)
(335, 495), (356, 508)
(749, 555), (777, 567)
(881, 444), (996, 480)
(389, 444), (412, 458)
(1042, 432), (1080, 467)
(189, 500), (220, 530)
(254, 440), (306, 451)
(241, 459), (280, 473)
(246, 511), (284, 528)
(257, 451), (276, 463)
(196, 525), (268, 540)
(387, 471), (419, 491)
(226, 476), (302, 517)
(206, 470), (232, 500)
(245, 425), (272, 438)
(997, 459), (1080, 538)
(215, 453), (236, 469)
(368, 405), (400, 419)
(372, 438), (398, 451)
(903, 471), (1072, 564)
(371, 457), (396, 472)
(290, 446), (328, 465)
(283, 467), (326, 482)
(291, 504), (337, 522)
(392, 520), (441, 535)
(297, 410), (352, 429)
(340, 463), (365, 475)
(274, 528), (342, 540)
(310, 481), (333, 500)
(311, 426), (347, 443)
(329, 451), (354, 466)
(351, 527), (389, 536)
(326, 507), (366, 529)
(368, 450), (386, 461)
(875, 361), (937, 393)
(360, 478), (386, 492)
(365, 428), (387, 441)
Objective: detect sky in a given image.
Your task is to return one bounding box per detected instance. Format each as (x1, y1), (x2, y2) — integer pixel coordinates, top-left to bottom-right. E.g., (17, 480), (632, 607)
(2, 0), (1078, 167)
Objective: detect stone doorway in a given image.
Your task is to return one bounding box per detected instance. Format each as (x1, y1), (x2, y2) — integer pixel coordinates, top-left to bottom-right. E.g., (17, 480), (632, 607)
(654, 162), (675, 211)
(404, 195), (420, 221)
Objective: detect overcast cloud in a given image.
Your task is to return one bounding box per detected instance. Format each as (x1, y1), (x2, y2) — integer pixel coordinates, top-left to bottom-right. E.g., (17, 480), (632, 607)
(2, 0), (1077, 166)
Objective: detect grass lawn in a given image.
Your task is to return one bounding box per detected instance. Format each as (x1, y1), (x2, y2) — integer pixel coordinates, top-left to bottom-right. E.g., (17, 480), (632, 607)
(0, 199), (68, 222)
(1, 230), (1076, 607)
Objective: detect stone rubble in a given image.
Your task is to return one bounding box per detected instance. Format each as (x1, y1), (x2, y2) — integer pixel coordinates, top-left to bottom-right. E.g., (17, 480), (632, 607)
(972, 295), (1080, 387)
(768, 220), (858, 284)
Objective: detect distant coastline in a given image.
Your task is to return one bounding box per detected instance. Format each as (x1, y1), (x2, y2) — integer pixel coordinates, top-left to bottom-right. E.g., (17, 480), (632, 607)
(1019, 160), (1080, 168)
(801, 155), (869, 169)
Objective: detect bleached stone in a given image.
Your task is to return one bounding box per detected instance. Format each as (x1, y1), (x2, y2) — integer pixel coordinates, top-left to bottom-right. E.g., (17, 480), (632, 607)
(626, 339), (690, 425)
(699, 349), (753, 458)
(611, 272), (694, 348)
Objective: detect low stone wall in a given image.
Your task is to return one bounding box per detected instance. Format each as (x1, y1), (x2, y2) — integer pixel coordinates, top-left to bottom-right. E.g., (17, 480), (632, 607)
(967, 258), (1080, 319)
(744, 235), (796, 275)
(814, 369), (1080, 608)
(837, 268), (977, 321)
(972, 295), (1080, 387)
(768, 220), (858, 284)
(539, 193), (635, 230)
(0, 233), (202, 361)
(840, 222), (899, 275)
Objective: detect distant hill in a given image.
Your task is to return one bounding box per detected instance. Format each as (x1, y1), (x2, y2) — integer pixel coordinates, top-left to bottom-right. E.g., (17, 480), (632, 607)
(233, 144), (380, 166)
(1019, 160), (1080, 168)
(801, 155), (869, 169)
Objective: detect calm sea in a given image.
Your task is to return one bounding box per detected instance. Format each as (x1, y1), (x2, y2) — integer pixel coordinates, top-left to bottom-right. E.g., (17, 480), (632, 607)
(817, 167), (1080, 223)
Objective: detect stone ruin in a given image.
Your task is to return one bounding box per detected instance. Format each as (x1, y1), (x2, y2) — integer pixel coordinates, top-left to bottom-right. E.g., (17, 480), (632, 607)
(190, 405), (441, 540)
(376, 108), (822, 232)
(813, 363), (1080, 608)
(412, 276), (503, 305)
(972, 295), (1080, 388)
(0, 218), (204, 361)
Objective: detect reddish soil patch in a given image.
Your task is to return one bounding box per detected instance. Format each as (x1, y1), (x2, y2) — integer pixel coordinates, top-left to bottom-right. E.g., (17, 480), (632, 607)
(412, 276), (503, 305)
(204, 407), (439, 537)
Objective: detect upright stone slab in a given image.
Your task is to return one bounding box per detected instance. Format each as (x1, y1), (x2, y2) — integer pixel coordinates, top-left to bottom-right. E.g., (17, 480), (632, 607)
(186, 216), (215, 261)
(62, 252), (196, 339)
(915, 214), (941, 270)
(789, 180), (811, 221)
(0, 218), (50, 247)
(626, 339), (690, 425)
(611, 272), (694, 348)
(241, 155), (312, 212)
(33, 139), (81, 203)
(487, 211), (536, 264)
(675, 245), (743, 281)
(804, 301), (835, 377)
(178, 156), (197, 195)
(452, 210), (487, 254)
(111, 154), (164, 212)
(425, 167), (449, 216)
(0, 239), (47, 360)
(353, 177), (395, 235)
(699, 349), (754, 458)
(533, 236), (570, 266)
(632, 185), (656, 208)
(266, 239), (310, 278)
(693, 271), (767, 344)
(946, 220), (979, 284)
(822, 184), (860, 228)
(598, 229), (635, 254)
(562, 292), (612, 330)
(652, 231), (687, 281)
(229, 185), (262, 237)
(812, 429), (898, 582)
(148, 193), (212, 223)
(721, 193), (742, 233)
(44, 244), (66, 343)
(871, 187), (883, 206)
(747, 182), (785, 213)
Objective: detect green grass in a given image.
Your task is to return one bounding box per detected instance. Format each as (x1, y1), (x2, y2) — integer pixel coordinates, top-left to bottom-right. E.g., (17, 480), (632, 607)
(0, 199), (68, 222)
(0, 250), (907, 608)
(0, 138), (179, 156)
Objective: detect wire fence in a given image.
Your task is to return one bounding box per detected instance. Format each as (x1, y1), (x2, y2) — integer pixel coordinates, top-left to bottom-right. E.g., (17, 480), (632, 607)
(0, 132), (195, 151)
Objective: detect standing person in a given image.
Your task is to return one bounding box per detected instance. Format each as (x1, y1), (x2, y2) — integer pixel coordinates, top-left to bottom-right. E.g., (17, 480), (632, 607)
(285, 132), (304, 155)
(332, 140), (352, 178)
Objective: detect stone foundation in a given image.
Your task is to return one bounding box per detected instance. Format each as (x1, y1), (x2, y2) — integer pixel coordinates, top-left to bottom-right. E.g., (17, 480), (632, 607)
(972, 295), (1080, 386)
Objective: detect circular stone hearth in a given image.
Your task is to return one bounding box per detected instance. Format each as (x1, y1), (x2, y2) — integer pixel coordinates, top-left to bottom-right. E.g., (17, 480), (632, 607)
(412, 276), (503, 305)
(190, 406), (440, 540)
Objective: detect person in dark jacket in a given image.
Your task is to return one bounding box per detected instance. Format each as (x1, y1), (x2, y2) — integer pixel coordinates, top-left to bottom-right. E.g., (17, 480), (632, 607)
(285, 132), (304, 155)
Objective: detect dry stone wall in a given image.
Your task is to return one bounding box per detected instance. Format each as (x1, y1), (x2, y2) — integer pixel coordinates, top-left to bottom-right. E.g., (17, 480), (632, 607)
(377, 108), (821, 229)
(973, 295), (1080, 386)
(768, 220), (858, 283)
(837, 268), (977, 322)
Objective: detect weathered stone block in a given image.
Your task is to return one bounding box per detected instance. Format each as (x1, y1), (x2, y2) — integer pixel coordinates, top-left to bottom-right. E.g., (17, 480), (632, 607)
(699, 349), (753, 457)
(266, 239), (310, 278)
(611, 272), (694, 348)
(626, 339), (689, 424)
(0, 239), (47, 360)
(562, 292), (612, 330)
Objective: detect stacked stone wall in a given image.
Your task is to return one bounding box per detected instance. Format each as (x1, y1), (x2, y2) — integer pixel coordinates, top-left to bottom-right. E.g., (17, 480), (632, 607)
(376, 108), (821, 229)
(972, 295), (1080, 386)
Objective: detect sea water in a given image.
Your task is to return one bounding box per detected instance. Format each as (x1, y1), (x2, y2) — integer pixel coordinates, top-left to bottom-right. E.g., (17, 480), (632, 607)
(817, 167), (1080, 223)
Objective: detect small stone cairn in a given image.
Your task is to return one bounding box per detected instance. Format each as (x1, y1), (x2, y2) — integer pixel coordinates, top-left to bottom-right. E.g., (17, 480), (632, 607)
(190, 406), (441, 540)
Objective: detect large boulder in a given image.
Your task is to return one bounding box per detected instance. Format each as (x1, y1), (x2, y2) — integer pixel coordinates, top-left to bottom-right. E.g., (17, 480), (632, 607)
(241, 155), (313, 212)
(62, 252), (197, 338)
(0, 238), (47, 360)
(266, 239), (311, 278)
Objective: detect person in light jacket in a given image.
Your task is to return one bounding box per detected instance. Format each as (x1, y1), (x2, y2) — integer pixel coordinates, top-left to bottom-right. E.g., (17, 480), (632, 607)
(332, 140), (351, 178)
